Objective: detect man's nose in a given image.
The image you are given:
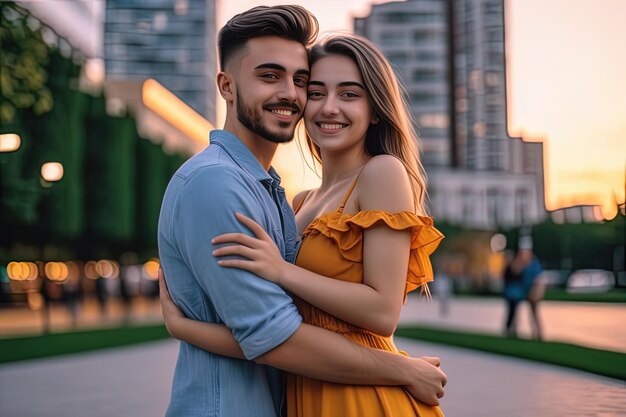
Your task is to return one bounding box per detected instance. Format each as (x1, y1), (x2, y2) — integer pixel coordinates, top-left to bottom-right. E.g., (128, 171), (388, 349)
(277, 80), (298, 102)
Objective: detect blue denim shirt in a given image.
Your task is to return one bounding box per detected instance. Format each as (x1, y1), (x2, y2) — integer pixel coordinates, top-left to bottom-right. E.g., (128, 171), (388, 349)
(158, 130), (301, 417)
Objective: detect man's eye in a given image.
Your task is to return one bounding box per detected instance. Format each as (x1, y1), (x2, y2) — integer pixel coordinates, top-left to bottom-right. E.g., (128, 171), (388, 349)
(294, 78), (308, 87)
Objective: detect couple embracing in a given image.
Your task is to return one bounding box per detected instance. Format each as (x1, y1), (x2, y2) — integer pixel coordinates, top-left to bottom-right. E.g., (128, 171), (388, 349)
(158, 5), (446, 417)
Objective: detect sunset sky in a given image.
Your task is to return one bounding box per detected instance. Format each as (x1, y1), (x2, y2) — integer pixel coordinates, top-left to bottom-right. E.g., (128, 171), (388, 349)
(217, 0), (626, 219)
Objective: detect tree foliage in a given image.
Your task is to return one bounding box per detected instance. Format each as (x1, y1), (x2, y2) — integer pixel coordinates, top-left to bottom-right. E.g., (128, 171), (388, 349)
(0, 2), (53, 123)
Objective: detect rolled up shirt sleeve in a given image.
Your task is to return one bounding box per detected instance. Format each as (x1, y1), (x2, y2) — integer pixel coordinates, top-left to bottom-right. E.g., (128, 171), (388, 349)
(173, 166), (302, 360)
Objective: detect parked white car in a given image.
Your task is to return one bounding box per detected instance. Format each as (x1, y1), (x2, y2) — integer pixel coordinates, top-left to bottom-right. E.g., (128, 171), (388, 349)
(566, 269), (615, 293)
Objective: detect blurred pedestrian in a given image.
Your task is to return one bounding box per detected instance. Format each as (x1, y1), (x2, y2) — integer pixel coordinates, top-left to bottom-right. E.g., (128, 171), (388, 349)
(95, 276), (108, 318)
(433, 267), (453, 317)
(503, 236), (543, 339)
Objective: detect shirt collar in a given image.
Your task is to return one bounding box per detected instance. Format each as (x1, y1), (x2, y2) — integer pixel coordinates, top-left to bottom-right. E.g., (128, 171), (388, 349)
(209, 130), (282, 186)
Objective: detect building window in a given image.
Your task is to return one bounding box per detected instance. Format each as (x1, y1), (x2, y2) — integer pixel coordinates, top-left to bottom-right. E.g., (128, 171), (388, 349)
(489, 51), (502, 66)
(487, 188), (499, 225)
(515, 189), (528, 224)
(461, 188), (473, 223)
(416, 50), (445, 62)
(386, 51), (408, 65)
(484, 2), (502, 16)
(380, 31), (406, 46)
(378, 12), (440, 24)
(419, 113), (449, 129)
(412, 69), (440, 82)
(413, 30), (443, 43)
(487, 29), (502, 43)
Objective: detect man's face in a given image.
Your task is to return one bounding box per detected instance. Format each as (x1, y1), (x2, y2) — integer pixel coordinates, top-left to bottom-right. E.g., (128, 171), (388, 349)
(231, 36), (309, 143)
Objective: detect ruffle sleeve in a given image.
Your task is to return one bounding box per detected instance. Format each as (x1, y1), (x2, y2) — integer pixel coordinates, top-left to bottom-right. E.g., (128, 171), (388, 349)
(303, 210), (444, 297)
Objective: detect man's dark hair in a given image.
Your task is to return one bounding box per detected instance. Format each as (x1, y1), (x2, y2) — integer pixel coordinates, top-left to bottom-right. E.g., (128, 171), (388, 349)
(218, 5), (318, 70)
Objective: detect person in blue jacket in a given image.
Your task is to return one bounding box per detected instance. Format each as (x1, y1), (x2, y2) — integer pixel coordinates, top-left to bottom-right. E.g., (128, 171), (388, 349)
(503, 236), (543, 339)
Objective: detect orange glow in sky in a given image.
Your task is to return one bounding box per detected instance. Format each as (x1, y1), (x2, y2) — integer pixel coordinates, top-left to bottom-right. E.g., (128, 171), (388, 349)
(216, 0), (625, 217)
(505, 0), (625, 219)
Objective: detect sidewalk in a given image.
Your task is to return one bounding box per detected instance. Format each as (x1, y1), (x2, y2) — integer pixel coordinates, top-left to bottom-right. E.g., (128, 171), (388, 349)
(400, 295), (626, 353)
(2, 295), (625, 354)
(1, 339), (624, 417)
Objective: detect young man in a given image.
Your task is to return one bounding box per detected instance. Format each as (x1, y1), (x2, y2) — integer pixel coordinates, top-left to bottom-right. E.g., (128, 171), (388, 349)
(158, 6), (446, 416)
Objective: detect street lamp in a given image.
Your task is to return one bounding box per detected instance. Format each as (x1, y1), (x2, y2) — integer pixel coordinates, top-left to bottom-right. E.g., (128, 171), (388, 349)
(0, 133), (21, 152)
(41, 162), (63, 182)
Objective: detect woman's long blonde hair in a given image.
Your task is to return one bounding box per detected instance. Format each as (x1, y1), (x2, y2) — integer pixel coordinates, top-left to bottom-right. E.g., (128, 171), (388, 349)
(305, 35), (429, 215)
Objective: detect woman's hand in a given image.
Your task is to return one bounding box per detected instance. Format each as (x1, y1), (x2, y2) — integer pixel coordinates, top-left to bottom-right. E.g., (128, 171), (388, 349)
(158, 268), (185, 339)
(211, 212), (288, 285)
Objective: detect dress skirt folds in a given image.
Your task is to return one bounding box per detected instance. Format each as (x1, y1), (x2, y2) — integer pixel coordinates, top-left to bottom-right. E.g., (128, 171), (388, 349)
(287, 210), (445, 417)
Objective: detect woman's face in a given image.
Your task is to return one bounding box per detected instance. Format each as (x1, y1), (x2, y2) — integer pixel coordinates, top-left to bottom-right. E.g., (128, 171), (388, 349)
(304, 54), (376, 156)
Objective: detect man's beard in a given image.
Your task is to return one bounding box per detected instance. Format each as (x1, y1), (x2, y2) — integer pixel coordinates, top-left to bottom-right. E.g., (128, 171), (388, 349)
(236, 91), (300, 144)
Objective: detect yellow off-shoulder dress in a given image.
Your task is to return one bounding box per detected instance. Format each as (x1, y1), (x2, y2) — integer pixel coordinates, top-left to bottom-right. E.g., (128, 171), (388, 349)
(287, 180), (445, 417)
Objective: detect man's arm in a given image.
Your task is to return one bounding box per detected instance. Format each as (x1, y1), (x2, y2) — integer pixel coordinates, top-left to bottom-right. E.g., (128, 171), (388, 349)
(258, 323), (446, 405)
(160, 263), (445, 404)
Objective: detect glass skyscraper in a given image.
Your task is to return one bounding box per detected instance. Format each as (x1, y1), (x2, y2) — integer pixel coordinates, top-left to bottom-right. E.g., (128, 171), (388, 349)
(105, 0), (216, 122)
(356, 0), (545, 229)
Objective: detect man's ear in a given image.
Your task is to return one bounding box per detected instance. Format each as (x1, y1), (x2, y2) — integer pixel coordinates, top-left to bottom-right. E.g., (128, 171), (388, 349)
(217, 72), (234, 102)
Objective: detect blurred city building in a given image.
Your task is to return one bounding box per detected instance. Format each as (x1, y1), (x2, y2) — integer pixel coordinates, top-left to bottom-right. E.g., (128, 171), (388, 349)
(550, 204), (605, 224)
(104, 0), (217, 154)
(356, 0), (546, 230)
(17, 0), (212, 154)
(357, 0), (451, 167)
(104, 0), (216, 123)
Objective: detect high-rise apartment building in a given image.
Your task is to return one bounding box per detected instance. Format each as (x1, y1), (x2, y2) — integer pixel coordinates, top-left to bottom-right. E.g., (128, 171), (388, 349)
(356, 0), (545, 229)
(355, 0), (451, 167)
(104, 0), (216, 123)
(453, 0), (509, 171)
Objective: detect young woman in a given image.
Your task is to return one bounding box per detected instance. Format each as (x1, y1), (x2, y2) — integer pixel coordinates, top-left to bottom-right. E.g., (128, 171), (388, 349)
(160, 35), (445, 416)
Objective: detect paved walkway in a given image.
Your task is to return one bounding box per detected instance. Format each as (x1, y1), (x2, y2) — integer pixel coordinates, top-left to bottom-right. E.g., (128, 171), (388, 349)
(1, 339), (624, 417)
(2, 296), (625, 353)
(1, 295), (625, 416)
(399, 296), (626, 353)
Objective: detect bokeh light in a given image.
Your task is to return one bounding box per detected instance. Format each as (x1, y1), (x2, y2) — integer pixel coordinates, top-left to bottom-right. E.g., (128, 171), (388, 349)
(44, 262), (69, 282)
(85, 261), (99, 280)
(143, 259), (160, 281)
(0, 133), (21, 152)
(41, 162), (64, 182)
(95, 260), (120, 279)
(7, 262), (39, 281)
(490, 234), (507, 253)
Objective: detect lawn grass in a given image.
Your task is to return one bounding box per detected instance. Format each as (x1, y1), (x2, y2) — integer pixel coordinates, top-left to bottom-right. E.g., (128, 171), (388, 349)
(0, 324), (171, 364)
(543, 288), (626, 303)
(395, 325), (626, 380)
(451, 289), (626, 303)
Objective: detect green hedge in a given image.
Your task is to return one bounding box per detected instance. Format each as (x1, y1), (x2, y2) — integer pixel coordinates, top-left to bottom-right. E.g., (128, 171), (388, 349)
(395, 325), (626, 380)
(0, 324), (170, 363)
